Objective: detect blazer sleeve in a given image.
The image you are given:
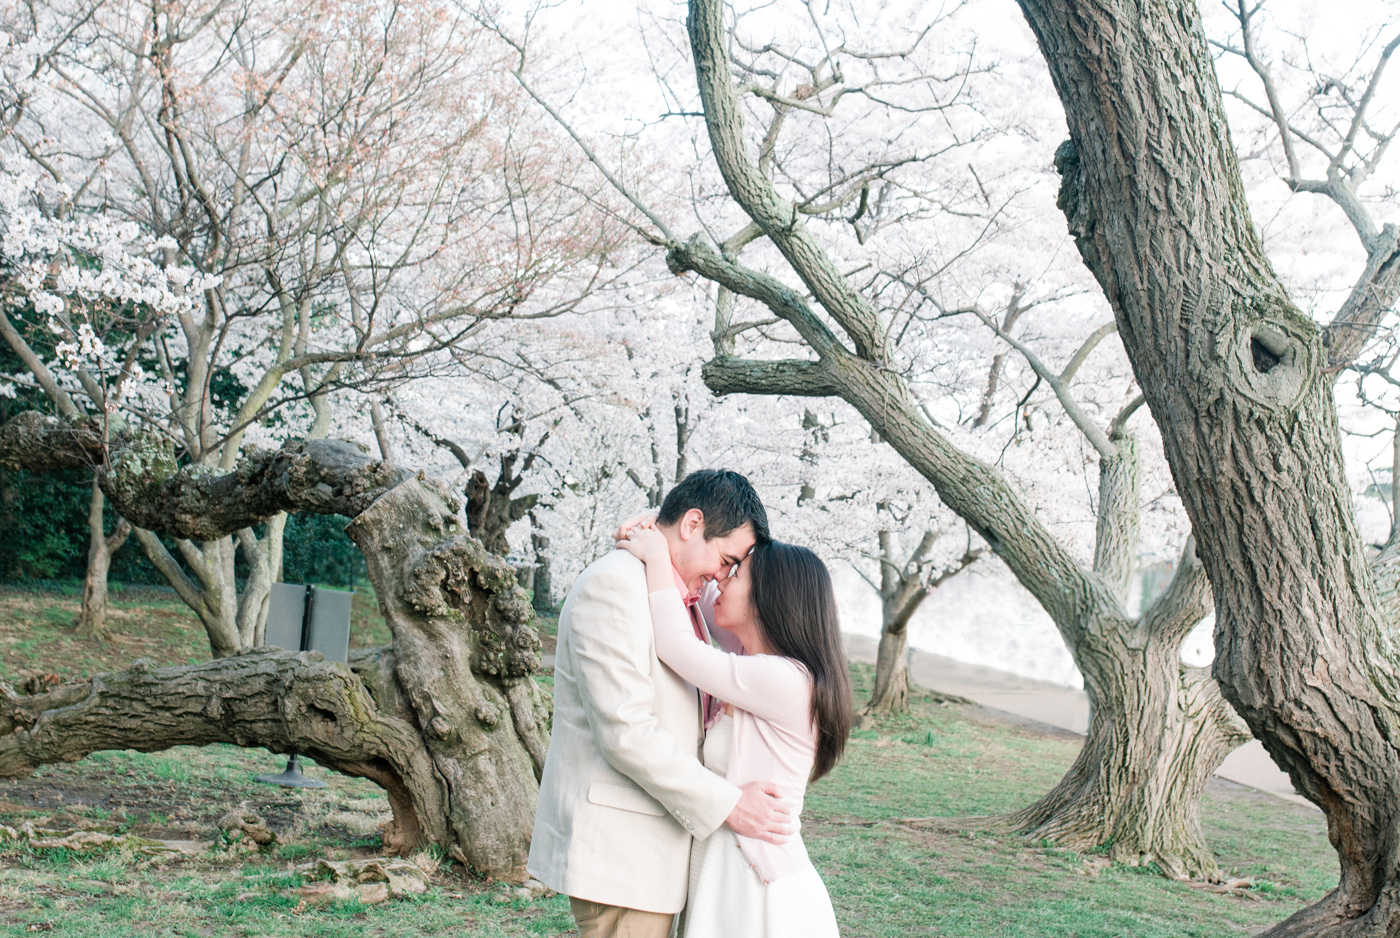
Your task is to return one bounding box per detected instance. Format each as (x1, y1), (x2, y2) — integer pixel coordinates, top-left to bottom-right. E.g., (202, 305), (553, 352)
(570, 561), (742, 839)
(648, 588), (810, 723)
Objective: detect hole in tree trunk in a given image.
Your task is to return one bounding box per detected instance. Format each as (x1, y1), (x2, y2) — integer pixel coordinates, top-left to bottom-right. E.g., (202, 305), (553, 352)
(1251, 336), (1281, 373)
(309, 705), (339, 724)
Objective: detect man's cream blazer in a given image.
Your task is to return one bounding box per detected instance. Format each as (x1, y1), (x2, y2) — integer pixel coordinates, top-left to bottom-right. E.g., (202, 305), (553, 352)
(527, 549), (741, 914)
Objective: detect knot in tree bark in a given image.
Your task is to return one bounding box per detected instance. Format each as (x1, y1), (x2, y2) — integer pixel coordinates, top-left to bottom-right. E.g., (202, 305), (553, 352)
(664, 234), (704, 276)
(1227, 308), (1321, 412)
(1053, 138), (1115, 303)
(403, 536), (541, 678)
(103, 431), (181, 525)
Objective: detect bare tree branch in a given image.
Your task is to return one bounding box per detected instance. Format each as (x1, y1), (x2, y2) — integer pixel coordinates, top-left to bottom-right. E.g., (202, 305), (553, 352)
(701, 357), (842, 397)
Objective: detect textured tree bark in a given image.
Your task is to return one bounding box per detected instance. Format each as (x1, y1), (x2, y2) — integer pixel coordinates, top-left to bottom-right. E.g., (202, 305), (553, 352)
(1009, 626), (1251, 880)
(865, 625), (911, 719)
(0, 417), (550, 878)
(529, 512), (554, 615)
(676, 0), (1250, 879)
(1014, 0), (1400, 929)
(346, 478), (549, 871)
(465, 468), (537, 556)
(0, 650), (447, 854)
(77, 478), (130, 638)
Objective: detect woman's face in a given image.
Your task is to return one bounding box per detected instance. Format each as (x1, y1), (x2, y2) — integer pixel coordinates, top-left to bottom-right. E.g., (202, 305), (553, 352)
(713, 556), (764, 651)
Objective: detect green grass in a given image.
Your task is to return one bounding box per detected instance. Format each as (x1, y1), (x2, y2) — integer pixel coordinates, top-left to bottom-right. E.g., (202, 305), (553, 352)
(0, 588), (1339, 936)
(0, 583), (390, 683)
(799, 667), (1336, 936)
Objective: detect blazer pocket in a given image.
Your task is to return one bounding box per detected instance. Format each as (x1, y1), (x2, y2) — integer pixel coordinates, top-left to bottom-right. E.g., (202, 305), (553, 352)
(587, 781), (666, 817)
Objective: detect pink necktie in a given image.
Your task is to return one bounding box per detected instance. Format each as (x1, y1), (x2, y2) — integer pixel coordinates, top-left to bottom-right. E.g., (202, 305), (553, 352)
(684, 595), (721, 729)
(672, 567), (722, 729)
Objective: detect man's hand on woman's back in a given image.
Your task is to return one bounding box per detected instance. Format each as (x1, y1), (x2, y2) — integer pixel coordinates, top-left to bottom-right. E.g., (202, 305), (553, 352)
(726, 781), (793, 844)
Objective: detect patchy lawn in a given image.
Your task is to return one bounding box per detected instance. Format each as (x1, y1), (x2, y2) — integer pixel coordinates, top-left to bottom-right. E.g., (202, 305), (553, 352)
(0, 586), (1337, 936)
(0, 583), (391, 683)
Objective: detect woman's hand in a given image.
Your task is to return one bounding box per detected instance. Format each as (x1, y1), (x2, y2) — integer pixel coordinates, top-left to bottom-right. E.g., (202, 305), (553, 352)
(618, 525), (670, 569)
(613, 509), (659, 544)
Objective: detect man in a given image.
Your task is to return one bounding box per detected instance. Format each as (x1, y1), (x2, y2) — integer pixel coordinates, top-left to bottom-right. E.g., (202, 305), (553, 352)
(529, 469), (791, 937)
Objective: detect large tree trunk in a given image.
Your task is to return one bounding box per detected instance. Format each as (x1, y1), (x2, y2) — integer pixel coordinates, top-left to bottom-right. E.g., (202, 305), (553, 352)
(0, 420), (550, 878)
(1009, 628), (1250, 880)
(1002, 447), (1253, 881)
(1014, 0), (1400, 930)
(345, 478), (548, 870)
(77, 478), (130, 638)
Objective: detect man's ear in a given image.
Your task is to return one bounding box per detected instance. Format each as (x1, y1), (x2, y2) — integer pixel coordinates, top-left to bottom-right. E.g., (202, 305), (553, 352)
(678, 508), (705, 541)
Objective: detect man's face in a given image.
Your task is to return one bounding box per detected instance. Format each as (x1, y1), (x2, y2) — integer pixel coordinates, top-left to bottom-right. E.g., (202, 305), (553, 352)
(667, 509), (757, 594)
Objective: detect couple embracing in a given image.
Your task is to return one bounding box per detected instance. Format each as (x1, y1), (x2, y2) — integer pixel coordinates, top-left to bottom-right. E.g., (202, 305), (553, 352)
(528, 469), (851, 937)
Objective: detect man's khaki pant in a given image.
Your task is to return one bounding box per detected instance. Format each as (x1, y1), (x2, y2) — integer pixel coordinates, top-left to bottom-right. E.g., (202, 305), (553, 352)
(569, 896), (674, 938)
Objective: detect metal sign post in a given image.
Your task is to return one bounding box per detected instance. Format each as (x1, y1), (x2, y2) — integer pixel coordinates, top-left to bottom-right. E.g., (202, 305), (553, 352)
(257, 583), (353, 789)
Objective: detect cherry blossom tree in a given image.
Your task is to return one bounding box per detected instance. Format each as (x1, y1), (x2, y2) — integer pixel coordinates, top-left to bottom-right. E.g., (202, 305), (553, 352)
(506, 0), (1252, 878)
(0, 0), (622, 655)
(0, 409), (551, 879)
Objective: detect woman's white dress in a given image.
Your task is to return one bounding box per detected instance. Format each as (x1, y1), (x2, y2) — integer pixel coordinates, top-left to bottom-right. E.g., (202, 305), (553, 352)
(679, 712), (840, 938)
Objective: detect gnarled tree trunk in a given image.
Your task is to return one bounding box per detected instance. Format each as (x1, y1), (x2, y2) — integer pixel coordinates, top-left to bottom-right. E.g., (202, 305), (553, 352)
(346, 477), (548, 868)
(0, 416), (550, 878)
(1014, 0), (1400, 930)
(0, 649), (447, 853)
(1003, 445), (1252, 880)
(1009, 619), (1250, 879)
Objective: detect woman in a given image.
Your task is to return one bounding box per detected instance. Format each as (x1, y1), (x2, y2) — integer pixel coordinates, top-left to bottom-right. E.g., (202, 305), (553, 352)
(618, 524), (851, 938)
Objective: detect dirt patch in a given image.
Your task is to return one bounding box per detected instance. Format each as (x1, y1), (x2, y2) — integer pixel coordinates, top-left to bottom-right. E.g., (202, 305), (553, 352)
(0, 745), (394, 853)
(0, 779), (294, 839)
(0, 587), (206, 684)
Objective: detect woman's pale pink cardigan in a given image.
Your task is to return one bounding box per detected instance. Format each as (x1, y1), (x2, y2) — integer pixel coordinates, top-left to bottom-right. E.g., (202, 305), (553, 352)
(648, 587), (817, 884)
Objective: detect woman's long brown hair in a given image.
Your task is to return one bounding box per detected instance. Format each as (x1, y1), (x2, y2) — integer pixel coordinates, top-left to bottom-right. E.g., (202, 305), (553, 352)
(747, 542), (852, 781)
